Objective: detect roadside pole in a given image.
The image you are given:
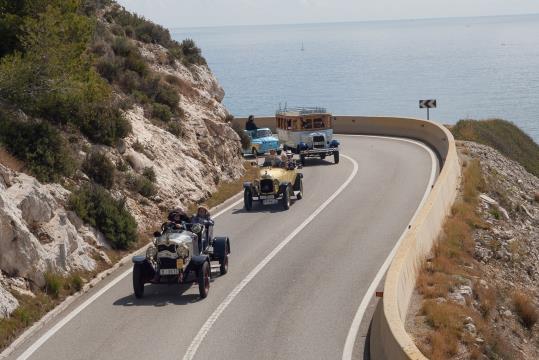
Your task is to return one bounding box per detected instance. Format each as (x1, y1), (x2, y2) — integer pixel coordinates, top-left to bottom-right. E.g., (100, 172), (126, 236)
(419, 99), (437, 120)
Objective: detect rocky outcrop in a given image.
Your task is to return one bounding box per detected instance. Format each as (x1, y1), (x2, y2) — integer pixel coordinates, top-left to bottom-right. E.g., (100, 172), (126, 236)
(0, 164), (105, 294)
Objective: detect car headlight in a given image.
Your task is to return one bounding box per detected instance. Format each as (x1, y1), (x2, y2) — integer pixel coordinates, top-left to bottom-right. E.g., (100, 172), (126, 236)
(191, 223), (203, 234)
(146, 246), (157, 260)
(176, 243), (189, 258)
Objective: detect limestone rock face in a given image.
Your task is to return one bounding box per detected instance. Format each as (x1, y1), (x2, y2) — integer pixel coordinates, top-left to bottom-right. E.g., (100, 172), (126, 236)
(0, 165), (103, 287)
(0, 283), (18, 319)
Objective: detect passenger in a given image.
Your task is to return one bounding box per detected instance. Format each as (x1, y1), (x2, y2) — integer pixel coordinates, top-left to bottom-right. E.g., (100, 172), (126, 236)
(191, 206), (214, 225)
(263, 149), (279, 167)
(245, 115), (258, 131)
(280, 154), (288, 168)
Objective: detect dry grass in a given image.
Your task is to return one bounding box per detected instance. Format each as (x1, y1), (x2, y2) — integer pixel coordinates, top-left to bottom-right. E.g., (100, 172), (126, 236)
(188, 161), (258, 213)
(0, 146), (24, 172)
(473, 281), (497, 318)
(512, 291), (538, 329)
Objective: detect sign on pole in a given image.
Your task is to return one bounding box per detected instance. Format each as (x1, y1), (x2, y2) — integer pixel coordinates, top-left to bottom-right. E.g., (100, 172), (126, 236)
(419, 99), (437, 120)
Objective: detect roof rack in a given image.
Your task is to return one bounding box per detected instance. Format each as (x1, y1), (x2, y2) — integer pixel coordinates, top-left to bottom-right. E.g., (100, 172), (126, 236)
(275, 105), (328, 116)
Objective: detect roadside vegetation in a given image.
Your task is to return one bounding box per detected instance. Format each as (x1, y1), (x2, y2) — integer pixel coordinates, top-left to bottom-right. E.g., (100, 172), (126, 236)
(452, 119), (539, 177)
(413, 146), (539, 359)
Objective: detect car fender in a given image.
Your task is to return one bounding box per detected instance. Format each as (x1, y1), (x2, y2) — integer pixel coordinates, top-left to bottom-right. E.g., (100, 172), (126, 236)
(279, 182), (290, 194)
(186, 255), (210, 274)
(132, 256), (155, 282)
(213, 237), (230, 260)
(243, 181), (253, 190)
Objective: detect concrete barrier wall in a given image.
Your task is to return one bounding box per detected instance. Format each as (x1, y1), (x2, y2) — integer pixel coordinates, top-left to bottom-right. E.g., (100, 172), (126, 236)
(234, 115), (461, 359)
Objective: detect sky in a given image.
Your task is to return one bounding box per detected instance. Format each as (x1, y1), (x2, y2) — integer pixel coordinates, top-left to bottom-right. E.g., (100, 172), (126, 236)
(116, 0), (539, 28)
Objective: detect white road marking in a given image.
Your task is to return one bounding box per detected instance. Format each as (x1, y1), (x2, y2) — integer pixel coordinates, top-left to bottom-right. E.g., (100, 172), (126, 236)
(341, 136), (438, 360)
(15, 197), (244, 360)
(182, 154), (359, 360)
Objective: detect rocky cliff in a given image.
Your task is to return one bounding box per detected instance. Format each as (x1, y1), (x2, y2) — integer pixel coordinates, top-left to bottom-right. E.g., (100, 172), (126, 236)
(0, 1), (243, 319)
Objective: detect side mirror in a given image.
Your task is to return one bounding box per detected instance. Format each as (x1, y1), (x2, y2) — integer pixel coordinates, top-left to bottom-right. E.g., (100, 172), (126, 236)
(153, 231), (162, 237)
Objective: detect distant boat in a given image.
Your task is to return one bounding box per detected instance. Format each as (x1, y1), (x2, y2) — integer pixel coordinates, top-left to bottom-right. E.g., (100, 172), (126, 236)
(301, 41), (304, 51)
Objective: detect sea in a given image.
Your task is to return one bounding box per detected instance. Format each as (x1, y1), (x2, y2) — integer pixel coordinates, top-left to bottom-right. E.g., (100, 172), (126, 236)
(171, 15), (539, 142)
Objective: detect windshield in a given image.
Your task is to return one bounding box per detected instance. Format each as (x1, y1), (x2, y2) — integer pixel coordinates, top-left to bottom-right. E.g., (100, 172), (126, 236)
(256, 129), (272, 138)
(262, 158), (283, 167)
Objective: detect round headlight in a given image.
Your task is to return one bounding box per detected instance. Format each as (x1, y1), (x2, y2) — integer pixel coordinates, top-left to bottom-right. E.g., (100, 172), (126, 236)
(146, 246), (157, 259)
(191, 223), (203, 234)
(176, 243), (189, 258)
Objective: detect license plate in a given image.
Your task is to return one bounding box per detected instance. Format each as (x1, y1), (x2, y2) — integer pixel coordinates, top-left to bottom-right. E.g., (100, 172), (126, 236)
(160, 268), (179, 276)
(259, 195), (267, 200)
(263, 199), (278, 205)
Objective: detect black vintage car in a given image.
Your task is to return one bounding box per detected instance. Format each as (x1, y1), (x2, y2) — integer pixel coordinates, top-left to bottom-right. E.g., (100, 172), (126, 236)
(131, 221), (230, 299)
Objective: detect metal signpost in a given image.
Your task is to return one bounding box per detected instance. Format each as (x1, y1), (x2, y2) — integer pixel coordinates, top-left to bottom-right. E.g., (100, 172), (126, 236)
(419, 99), (437, 120)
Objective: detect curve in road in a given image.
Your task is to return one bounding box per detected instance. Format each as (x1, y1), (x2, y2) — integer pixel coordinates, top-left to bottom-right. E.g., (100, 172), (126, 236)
(8, 135), (436, 360)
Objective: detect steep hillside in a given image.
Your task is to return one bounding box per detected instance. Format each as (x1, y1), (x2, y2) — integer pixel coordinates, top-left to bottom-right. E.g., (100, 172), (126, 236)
(0, 0), (243, 337)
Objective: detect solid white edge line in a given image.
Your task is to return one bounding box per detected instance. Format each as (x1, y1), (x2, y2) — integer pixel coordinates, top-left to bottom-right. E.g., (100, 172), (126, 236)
(341, 135), (438, 360)
(15, 197), (244, 360)
(182, 154), (359, 360)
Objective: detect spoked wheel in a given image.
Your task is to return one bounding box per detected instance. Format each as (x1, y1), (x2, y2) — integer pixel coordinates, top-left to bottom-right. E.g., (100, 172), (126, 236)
(282, 186), (291, 210)
(334, 151), (340, 164)
(220, 255), (229, 275)
(244, 188), (253, 211)
(198, 262), (210, 299)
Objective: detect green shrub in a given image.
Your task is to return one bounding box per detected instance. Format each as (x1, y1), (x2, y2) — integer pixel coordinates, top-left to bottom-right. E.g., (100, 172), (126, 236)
(69, 184), (138, 249)
(0, 113), (75, 182)
(151, 103), (172, 122)
(126, 173), (157, 198)
(452, 119), (539, 177)
(118, 69), (141, 92)
(180, 39), (206, 65)
(66, 274), (83, 292)
(44, 272), (63, 299)
(167, 121), (183, 137)
(111, 36), (135, 57)
(82, 151), (115, 189)
(116, 159), (129, 172)
(124, 51), (148, 76)
(155, 83), (180, 109)
(142, 166), (156, 182)
(96, 56), (121, 82)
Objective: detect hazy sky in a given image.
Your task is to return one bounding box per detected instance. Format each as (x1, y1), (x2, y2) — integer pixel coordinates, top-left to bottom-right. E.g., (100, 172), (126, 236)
(116, 0), (539, 28)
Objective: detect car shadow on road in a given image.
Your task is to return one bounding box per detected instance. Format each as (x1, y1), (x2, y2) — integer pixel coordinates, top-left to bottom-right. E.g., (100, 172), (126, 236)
(113, 271), (223, 307)
(232, 202), (300, 215)
(300, 158), (336, 167)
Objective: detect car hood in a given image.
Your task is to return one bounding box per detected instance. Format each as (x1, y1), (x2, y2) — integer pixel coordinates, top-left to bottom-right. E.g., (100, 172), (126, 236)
(156, 231), (195, 246)
(253, 136), (279, 144)
(259, 167), (288, 180)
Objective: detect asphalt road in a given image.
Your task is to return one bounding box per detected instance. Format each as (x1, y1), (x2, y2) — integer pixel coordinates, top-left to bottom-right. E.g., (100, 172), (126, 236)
(7, 135), (436, 360)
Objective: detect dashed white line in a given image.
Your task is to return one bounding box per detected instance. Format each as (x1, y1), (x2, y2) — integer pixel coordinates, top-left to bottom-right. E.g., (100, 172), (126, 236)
(182, 154), (359, 360)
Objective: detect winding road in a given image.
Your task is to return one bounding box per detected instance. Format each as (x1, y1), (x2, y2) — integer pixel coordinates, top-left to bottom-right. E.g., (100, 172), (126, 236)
(6, 135), (437, 360)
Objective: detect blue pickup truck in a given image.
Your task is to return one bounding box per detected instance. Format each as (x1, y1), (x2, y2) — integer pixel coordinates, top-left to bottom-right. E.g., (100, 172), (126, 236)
(242, 128), (282, 157)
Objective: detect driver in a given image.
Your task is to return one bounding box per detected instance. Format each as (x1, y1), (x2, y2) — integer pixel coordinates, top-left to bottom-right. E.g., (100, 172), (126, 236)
(161, 207), (190, 231)
(263, 149), (281, 167)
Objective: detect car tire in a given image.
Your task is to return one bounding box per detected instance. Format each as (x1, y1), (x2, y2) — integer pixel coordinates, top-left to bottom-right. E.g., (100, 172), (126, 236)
(282, 185), (291, 210)
(198, 261), (210, 299)
(296, 178), (303, 200)
(300, 154), (306, 166)
(133, 265), (144, 299)
(334, 151), (340, 164)
(244, 188), (253, 211)
(220, 254), (229, 275)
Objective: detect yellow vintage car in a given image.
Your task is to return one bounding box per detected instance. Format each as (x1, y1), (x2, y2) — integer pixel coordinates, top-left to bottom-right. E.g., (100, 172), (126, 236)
(243, 156), (303, 210)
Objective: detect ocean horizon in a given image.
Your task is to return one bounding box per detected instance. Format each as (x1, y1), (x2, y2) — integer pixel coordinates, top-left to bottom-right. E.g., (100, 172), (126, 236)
(172, 14), (539, 142)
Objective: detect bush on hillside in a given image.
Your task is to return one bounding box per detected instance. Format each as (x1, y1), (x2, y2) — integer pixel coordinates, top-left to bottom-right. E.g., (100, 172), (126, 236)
(69, 184), (137, 249)
(0, 112), (75, 182)
(82, 151), (115, 189)
(142, 166), (156, 182)
(126, 173), (157, 198)
(151, 103), (172, 122)
(452, 119), (539, 177)
(180, 39), (206, 66)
